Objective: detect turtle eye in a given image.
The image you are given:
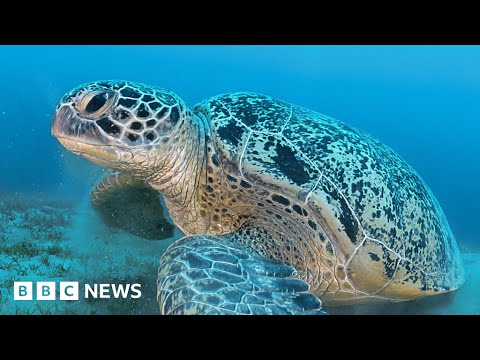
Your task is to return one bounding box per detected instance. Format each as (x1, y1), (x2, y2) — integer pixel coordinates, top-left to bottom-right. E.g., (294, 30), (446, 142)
(86, 93), (108, 113)
(78, 90), (117, 117)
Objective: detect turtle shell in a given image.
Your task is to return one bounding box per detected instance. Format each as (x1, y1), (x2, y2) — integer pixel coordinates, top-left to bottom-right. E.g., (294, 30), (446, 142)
(195, 92), (464, 301)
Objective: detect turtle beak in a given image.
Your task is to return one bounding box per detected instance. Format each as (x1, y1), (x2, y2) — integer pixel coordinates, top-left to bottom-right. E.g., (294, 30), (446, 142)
(51, 105), (71, 139)
(51, 105), (122, 166)
(51, 105), (116, 146)
(51, 106), (97, 141)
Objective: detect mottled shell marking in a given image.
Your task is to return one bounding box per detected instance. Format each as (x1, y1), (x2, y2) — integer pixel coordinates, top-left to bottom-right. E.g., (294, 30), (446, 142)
(194, 92), (463, 300)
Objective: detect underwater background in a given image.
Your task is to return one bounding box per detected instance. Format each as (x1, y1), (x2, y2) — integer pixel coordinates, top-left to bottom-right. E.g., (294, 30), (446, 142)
(0, 45), (479, 314)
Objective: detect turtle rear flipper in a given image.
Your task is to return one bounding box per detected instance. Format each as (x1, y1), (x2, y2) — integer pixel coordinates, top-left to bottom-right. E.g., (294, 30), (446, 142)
(157, 235), (326, 315)
(91, 172), (174, 240)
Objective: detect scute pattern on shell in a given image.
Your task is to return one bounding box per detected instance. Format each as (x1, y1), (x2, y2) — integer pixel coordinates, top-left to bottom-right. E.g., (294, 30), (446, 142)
(196, 92), (463, 296)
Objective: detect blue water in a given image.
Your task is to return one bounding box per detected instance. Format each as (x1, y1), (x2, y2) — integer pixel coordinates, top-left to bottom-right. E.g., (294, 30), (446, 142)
(0, 45), (478, 250)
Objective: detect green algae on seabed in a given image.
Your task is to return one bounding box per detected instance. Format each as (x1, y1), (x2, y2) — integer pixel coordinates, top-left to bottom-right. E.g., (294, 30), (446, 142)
(0, 193), (180, 315)
(0, 193), (478, 315)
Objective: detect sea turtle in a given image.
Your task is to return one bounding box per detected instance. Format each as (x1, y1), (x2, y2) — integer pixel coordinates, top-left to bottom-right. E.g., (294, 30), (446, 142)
(51, 80), (464, 315)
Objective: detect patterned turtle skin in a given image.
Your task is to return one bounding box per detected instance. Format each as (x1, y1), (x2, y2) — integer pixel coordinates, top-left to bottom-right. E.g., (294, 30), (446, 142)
(51, 80), (464, 314)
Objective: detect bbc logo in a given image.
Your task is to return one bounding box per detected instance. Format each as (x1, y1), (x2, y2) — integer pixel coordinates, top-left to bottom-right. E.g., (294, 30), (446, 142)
(14, 282), (79, 301)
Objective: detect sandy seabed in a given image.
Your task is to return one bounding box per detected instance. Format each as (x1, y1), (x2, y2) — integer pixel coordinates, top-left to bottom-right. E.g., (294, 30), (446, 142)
(0, 194), (478, 315)
(0, 194), (181, 314)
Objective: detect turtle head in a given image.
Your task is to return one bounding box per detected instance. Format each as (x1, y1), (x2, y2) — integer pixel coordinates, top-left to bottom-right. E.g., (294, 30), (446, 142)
(52, 80), (188, 175)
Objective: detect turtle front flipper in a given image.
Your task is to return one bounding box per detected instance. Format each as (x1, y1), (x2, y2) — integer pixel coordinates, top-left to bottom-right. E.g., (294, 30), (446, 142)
(157, 235), (326, 315)
(91, 171), (174, 240)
